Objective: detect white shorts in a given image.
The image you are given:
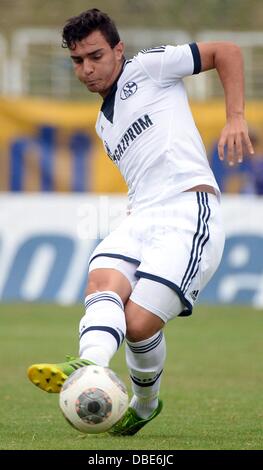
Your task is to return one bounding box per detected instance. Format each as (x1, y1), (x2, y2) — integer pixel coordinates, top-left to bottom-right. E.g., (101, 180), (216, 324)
(89, 192), (225, 320)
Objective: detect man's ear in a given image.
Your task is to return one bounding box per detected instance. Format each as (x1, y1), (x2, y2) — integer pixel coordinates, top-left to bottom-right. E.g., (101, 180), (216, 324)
(114, 41), (125, 60)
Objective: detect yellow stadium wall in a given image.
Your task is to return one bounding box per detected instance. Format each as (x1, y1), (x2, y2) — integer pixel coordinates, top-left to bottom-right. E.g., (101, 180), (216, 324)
(0, 97), (262, 193)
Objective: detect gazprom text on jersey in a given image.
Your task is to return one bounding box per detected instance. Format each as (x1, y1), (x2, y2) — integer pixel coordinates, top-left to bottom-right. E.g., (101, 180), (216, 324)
(106, 114), (153, 162)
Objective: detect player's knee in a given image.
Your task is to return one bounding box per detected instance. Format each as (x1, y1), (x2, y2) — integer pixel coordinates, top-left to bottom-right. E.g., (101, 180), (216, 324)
(125, 309), (164, 342)
(85, 274), (108, 296)
(126, 321), (149, 342)
(125, 318), (140, 341)
(85, 269), (131, 303)
(126, 322), (162, 342)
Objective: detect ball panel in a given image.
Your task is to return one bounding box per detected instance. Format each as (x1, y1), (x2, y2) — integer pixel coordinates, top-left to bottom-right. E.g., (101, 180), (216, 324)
(76, 388), (112, 424)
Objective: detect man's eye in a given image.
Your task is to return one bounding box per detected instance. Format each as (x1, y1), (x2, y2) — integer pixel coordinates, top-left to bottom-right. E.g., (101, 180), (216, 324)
(93, 55), (102, 60)
(72, 58), (83, 64)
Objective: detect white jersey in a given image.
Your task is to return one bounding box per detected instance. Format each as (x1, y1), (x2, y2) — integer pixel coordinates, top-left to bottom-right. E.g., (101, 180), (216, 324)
(95, 43), (220, 211)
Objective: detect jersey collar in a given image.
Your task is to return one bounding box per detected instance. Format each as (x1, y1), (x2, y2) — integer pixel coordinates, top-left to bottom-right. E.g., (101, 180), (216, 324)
(101, 59), (127, 123)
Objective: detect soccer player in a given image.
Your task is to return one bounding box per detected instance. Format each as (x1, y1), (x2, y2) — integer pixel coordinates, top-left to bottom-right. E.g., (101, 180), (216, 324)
(27, 9), (254, 435)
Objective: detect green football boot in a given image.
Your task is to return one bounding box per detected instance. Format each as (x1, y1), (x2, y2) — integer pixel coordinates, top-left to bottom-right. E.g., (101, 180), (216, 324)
(27, 356), (94, 393)
(109, 399), (163, 436)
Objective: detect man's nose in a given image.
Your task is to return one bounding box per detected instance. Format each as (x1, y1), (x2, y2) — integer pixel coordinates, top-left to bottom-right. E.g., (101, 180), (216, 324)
(83, 58), (94, 75)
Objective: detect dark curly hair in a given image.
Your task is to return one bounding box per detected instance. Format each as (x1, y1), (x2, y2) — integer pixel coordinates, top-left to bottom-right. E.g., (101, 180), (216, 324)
(62, 8), (121, 50)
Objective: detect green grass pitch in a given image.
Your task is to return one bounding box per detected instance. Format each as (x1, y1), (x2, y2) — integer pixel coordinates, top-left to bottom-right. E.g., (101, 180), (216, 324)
(0, 303), (262, 450)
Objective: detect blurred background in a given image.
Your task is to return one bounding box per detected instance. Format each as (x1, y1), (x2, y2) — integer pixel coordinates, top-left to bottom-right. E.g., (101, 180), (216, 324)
(0, 0), (263, 307)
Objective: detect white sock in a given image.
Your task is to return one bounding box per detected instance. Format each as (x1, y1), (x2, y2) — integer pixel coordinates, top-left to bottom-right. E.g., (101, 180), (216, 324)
(129, 395), (159, 419)
(79, 291), (126, 367)
(125, 331), (166, 418)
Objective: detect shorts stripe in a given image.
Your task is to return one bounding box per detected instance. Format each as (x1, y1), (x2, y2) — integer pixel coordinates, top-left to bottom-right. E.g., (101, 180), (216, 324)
(180, 192), (203, 292)
(185, 196), (211, 292)
(89, 252), (140, 266)
(180, 192), (211, 294)
(135, 270), (192, 313)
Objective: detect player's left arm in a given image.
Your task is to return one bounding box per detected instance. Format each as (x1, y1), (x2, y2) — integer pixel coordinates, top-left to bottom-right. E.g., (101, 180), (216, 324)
(197, 41), (254, 165)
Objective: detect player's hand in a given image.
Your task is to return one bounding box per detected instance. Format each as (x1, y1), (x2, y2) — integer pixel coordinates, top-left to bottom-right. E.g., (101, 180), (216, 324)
(217, 114), (254, 166)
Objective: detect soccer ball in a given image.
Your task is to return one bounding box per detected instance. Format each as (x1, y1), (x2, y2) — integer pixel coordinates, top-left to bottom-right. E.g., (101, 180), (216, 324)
(59, 365), (129, 434)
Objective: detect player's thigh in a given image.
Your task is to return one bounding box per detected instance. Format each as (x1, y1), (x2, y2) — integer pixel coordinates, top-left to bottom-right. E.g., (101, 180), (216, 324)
(86, 269), (131, 304)
(125, 278), (183, 341)
(86, 256), (139, 304)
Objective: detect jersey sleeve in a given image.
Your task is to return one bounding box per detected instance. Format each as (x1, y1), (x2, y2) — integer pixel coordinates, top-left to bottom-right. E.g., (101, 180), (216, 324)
(135, 43), (201, 86)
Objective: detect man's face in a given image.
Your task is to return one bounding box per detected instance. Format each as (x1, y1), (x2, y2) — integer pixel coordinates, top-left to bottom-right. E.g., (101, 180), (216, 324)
(70, 30), (124, 97)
